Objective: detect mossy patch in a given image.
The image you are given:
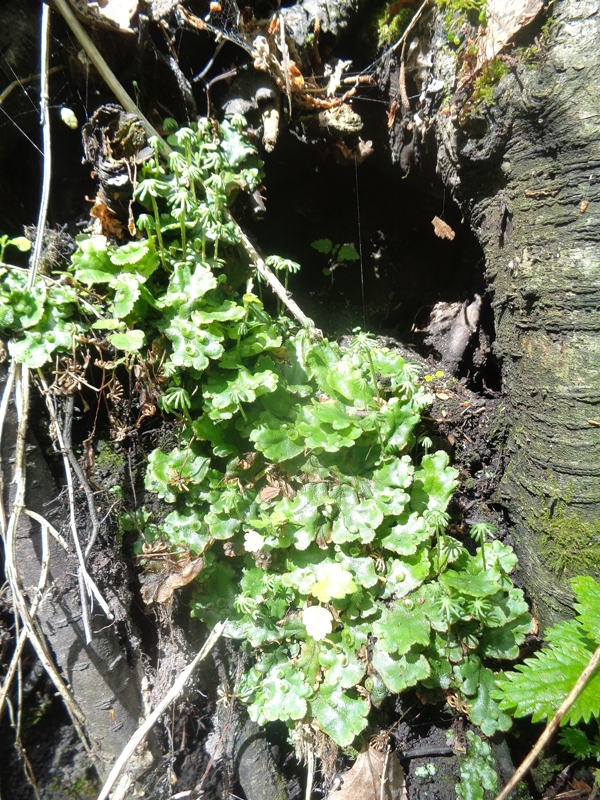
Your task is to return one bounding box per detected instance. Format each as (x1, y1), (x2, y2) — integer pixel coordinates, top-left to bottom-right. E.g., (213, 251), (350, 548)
(94, 439), (126, 471)
(437, 0), (487, 46)
(534, 500), (600, 578)
(530, 753), (560, 794)
(471, 58), (510, 106)
(377, 5), (415, 49)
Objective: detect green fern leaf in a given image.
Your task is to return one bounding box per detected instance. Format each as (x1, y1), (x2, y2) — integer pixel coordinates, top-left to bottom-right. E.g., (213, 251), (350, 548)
(572, 576), (600, 644)
(558, 728), (593, 759)
(493, 619), (600, 725)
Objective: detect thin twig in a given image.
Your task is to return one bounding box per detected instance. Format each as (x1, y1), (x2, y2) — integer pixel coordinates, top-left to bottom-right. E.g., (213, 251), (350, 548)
(236, 228), (323, 338)
(399, 40), (410, 109)
(362, 0), (431, 75)
(0, 66), (63, 107)
(3, 366), (94, 760)
(61, 395), (92, 644)
(58, 389), (100, 561)
(38, 386), (114, 641)
(493, 641), (600, 800)
(51, 0), (166, 145)
(305, 741), (315, 800)
(278, 15), (293, 119)
(23, 508), (69, 550)
(193, 36), (226, 82)
(0, 361), (16, 536)
(96, 622), (225, 800)
(380, 748), (391, 800)
(29, 2), (52, 288)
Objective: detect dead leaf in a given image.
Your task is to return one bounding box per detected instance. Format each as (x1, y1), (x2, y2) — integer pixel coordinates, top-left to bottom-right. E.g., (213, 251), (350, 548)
(432, 216), (456, 240)
(524, 187), (559, 198)
(237, 451), (257, 470)
(436, 392), (450, 401)
(82, 435), (95, 478)
(288, 62), (305, 90)
(223, 541), (244, 558)
(325, 747), (406, 800)
(579, 199), (589, 213)
(571, 778), (591, 794)
(358, 138), (374, 162)
(139, 548), (204, 604)
(478, 0), (543, 66)
(334, 137), (374, 165)
(260, 484), (281, 502)
(89, 193), (125, 238)
(81, 0), (138, 30)
(388, 100), (398, 129)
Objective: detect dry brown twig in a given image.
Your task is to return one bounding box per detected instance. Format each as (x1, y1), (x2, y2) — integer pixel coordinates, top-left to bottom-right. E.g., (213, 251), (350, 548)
(28, 2), (52, 288)
(399, 39), (410, 110)
(0, 66), (63, 107)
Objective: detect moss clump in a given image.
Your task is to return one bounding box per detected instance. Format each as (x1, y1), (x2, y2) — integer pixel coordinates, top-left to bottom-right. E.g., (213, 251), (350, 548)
(535, 501), (600, 577)
(377, 5), (415, 48)
(530, 754), (560, 794)
(437, 0), (487, 46)
(471, 58), (510, 106)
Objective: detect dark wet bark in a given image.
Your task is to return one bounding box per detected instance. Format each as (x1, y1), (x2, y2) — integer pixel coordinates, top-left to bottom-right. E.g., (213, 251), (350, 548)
(281, 0), (368, 66)
(433, 0), (600, 625)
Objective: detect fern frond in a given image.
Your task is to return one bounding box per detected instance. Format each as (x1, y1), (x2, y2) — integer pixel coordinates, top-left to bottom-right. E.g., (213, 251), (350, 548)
(493, 575), (600, 727)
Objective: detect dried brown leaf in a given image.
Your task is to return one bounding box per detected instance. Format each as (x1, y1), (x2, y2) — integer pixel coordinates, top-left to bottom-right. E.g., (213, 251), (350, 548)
(388, 100), (398, 129)
(432, 216), (456, 241)
(478, 0), (543, 66)
(358, 138), (374, 161)
(288, 62), (305, 90)
(260, 484), (281, 502)
(325, 748), (407, 800)
(89, 193), (125, 239)
(85, 0), (138, 30)
(140, 552), (204, 604)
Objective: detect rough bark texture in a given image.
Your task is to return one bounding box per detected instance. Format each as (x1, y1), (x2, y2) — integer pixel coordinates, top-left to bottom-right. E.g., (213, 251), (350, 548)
(435, 0), (600, 624)
(281, 0), (368, 65)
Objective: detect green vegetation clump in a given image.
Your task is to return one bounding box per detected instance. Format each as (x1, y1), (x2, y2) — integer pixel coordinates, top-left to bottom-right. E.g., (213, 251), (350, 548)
(437, 0), (487, 47)
(494, 576), (600, 759)
(456, 731), (498, 800)
(377, 5), (415, 48)
(471, 58), (510, 106)
(0, 117), (533, 754)
(3, 105), (600, 798)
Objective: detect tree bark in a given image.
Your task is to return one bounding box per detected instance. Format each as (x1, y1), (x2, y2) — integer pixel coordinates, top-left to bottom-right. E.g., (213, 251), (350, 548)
(433, 0), (600, 624)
